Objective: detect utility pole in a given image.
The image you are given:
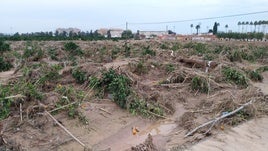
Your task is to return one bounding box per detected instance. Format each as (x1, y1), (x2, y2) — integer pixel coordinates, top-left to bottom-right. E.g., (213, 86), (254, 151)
(126, 22), (128, 31)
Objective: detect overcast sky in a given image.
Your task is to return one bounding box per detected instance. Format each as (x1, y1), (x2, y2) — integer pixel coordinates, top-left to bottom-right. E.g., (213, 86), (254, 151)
(1, 0), (268, 34)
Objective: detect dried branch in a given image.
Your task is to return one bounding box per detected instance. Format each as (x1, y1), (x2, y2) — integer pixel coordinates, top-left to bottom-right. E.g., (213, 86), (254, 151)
(99, 108), (112, 115)
(185, 99), (254, 137)
(45, 111), (87, 148)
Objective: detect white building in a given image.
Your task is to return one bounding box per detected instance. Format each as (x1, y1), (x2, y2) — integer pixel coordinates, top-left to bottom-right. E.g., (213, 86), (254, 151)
(139, 31), (168, 39)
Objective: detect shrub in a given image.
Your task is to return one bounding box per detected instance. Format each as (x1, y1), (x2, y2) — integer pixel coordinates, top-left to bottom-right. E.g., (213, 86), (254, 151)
(0, 86), (11, 120)
(253, 47), (267, 60)
(142, 46), (156, 56)
(48, 48), (58, 60)
(72, 68), (87, 84)
(64, 42), (79, 51)
(228, 50), (242, 62)
(23, 46), (36, 58)
(0, 41), (10, 53)
(191, 76), (208, 93)
(171, 42), (182, 51)
(64, 42), (83, 56)
(165, 64), (175, 73)
(23, 44), (44, 60)
(135, 61), (148, 75)
(160, 43), (169, 49)
(128, 99), (163, 118)
(100, 69), (131, 109)
(193, 43), (207, 54)
(256, 66), (268, 73)
(248, 70), (263, 82)
(222, 67), (248, 87)
(0, 57), (13, 72)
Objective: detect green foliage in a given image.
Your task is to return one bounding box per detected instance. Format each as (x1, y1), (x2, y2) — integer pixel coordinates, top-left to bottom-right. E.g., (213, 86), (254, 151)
(0, 79), (43, 110)
(23, 43), (44, 60)
(108, 76), (130, 108)
(48, 48), (58, 60)
(214, 45), (224, 54)
(165, 64), (175, 73)
(0, 57), (13, 72)
(222, 67), (248, 87)
(37, 64), (62, 85)
(203, 54), (215, 61)
(191, 76), (208, 93)
(64, 42), (84, 56)
(252, 47), (268, 60)
(23, 46), (36, 58)
(0, 85), (11, 120)
(228, 50), (242, 62)
(55, 96), (79, 118)
(98, 69), (131, 109)
(248, 70), (263, 82)
(0, 41), (10, 53)
(111, 48), (120, 59)
(124, 44), (131, 57)
(24, 82), (43, 100)
(160, 43), (169, 49)
(256, 66), (268, 73)
(183, 42), (194, 49)
(217, 32), (264, 40)
(228, 47), (268, 62)
(142, 46), (156, 56)
(54, 85), (85, 119)
(72, 68), (87, 84)
(171, 42), (181, 51)
(64, 42), (79, 51)
(193, 43), (207, 54)
(128, 99), (163, 118)
(89, 76), (101, 88)
(134, 61), (148, 75)
(121, 30), (133, 39)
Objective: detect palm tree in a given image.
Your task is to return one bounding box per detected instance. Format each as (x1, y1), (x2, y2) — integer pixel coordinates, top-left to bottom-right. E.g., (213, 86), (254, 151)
(190, 24), (193, 34)
(265, 20), (268, 34)
(225, 24), (228, 33)
(238, 21), (242, 33)
(250, 21), (253, 32)
(261, 20), (266, 33)
(245, 21), (249, 33)
(254, 21), (258, 32)
(258, 20), (262, 32)
(195, 24), (200, 35)
(242, 21), (245, 33)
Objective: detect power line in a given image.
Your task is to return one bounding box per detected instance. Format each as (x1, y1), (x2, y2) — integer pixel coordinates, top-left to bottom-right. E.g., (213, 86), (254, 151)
(129, 10), (268, 25)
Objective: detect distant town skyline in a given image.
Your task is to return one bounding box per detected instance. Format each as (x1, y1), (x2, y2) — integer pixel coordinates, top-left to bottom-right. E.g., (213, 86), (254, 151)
(1, 0), (268, 34)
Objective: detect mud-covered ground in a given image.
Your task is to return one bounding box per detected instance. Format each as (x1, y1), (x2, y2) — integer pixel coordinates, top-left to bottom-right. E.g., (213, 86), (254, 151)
(0, 40), (267, 151)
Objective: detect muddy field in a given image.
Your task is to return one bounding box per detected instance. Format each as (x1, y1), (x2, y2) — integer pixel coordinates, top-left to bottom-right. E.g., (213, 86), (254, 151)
(0, 40), (268, 151)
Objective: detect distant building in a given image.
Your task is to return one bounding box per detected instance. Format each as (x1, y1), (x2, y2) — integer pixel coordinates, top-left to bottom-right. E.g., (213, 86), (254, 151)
(97, 28), (109, 37)
(109, 29), (124, 38)
(96, 28), (124, 38)
(139, 31), (168, 39)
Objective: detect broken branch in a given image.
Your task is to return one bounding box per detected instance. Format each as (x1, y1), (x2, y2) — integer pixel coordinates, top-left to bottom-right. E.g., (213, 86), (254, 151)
(99, 108), (112, 115)
(45, 111), (87, 148)
(185, 99), (254, 137)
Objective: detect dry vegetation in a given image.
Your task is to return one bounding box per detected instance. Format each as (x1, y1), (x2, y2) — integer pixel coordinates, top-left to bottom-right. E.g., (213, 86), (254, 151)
(0, 40), (268, 150)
